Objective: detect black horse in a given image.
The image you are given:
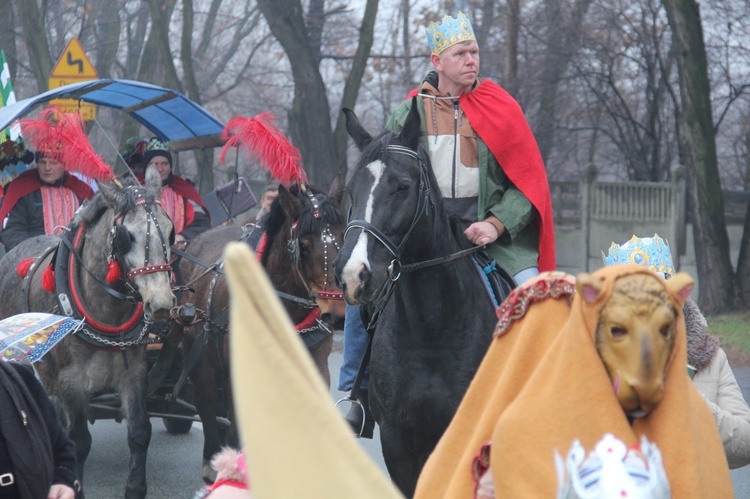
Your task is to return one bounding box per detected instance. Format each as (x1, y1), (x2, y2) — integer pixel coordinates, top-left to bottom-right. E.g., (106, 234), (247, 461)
(333, 103), (505, 496)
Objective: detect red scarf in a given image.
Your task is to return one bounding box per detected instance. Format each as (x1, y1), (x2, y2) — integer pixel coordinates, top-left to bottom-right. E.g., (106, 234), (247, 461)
(409, 79), (556, 271)
(0, 170), (94, 222)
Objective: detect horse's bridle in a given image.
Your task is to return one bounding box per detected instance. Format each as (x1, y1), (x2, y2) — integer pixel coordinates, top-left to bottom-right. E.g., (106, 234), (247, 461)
(344, 143), (432, 282)
(288, 187), (344, 302)
(109, 189), (173, 299)
(343, 142), (486, 327)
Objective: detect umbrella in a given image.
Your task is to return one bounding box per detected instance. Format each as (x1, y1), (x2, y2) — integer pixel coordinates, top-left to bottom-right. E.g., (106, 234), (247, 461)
(0, 313), (84, 363)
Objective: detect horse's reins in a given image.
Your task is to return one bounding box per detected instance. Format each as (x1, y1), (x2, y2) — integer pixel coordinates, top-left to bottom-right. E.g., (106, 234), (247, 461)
(55, 190), (172, 348)
(170, 242), (319, 308)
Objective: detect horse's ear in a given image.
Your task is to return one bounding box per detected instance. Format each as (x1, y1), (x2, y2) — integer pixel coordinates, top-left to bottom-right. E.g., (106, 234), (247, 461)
(99, 179), (127, 209)
(329, 174), (344, 207)
(277, 184), (303, 218)
(343, 108), (372, 152)
(144, 165), (162, 196)
(400, 97), (421, 152)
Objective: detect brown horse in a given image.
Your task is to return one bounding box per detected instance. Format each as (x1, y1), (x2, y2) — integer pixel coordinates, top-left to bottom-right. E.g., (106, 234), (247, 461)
(173, 179), (346, 482)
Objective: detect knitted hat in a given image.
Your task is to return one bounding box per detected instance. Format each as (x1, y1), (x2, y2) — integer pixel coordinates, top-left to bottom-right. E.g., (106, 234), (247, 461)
(142, 138), (172, 169)
(121, 137), (149, 167)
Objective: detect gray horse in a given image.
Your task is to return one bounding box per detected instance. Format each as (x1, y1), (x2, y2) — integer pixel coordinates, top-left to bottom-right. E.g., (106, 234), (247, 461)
(0, 167), (175, 498)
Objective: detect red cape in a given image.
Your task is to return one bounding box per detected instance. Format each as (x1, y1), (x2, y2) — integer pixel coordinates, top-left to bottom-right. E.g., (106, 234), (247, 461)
(0, 169), (95, 222)
(408, 79), (556, 271)
(167, 175), (207, 211)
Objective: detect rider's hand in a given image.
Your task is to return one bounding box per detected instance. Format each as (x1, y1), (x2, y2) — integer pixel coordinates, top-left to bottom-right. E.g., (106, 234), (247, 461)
(464, 221), (500, 246)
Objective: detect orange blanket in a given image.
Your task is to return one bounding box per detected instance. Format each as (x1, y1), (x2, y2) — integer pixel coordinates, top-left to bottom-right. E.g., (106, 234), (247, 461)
(415, 266), (732, 498)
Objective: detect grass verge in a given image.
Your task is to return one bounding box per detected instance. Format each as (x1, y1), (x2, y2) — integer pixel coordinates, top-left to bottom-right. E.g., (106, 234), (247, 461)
(706, 310), (750, 367)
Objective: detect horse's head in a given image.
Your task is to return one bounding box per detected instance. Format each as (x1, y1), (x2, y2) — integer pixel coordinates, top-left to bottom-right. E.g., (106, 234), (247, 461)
(577, 270), (694, 418)
(334, 100), (435, 304)
(96, 166), (176, 321)
(264, 178), (346, 321)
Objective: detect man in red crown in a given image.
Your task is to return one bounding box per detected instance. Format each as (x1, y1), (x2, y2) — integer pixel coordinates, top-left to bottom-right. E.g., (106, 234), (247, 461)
(0, 143), (94, 251)
(141, 138), (210, 241)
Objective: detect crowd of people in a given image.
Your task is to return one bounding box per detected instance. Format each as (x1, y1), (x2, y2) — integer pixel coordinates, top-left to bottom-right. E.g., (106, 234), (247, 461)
(0, 9), (748, 498)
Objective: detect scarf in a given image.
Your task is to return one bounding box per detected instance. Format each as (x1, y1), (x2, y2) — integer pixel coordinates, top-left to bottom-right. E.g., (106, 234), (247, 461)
(684, 297), (720, 371)
(40, 186), (82, 236)
(160, 186), (188, 234)
(0, 363), (54, 499)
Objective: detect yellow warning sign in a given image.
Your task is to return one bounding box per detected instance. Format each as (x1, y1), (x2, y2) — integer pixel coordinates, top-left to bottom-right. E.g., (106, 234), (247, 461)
(50, 38), (98, 78)
(48, 38), (97, 120)
(48, 98), (96, 121)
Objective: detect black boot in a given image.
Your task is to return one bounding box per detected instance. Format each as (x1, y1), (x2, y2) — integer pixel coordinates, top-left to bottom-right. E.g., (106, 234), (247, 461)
(344, 389), (375, 439)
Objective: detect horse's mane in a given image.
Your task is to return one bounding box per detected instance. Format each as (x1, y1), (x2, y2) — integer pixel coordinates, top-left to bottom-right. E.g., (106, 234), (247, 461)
(72, 177), (159, 227)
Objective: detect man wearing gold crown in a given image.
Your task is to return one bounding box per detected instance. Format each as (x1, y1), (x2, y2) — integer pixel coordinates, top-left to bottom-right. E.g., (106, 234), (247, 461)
(339, 12), (557, 437)
(141, 138), (210, 242)
(387, 11), (555, 281)
(0, 142), (94, 252)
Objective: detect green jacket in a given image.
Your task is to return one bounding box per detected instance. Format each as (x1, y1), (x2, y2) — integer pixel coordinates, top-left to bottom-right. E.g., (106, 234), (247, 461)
(385, 77), (539, 276)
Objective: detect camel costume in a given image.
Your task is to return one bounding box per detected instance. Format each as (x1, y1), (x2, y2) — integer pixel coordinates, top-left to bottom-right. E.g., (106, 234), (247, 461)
(223, 242), (402, 499)
(414, 266), (733, 498)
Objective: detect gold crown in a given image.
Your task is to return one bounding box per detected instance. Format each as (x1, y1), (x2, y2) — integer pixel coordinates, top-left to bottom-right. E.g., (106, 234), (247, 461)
(427, 12), (476, 55)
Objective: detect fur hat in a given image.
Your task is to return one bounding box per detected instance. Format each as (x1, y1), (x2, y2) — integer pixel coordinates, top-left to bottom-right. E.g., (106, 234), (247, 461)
(142, 138), (172, 169)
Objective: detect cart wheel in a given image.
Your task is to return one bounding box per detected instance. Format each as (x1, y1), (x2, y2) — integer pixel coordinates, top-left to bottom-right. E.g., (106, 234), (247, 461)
(163, 417), (193, 434)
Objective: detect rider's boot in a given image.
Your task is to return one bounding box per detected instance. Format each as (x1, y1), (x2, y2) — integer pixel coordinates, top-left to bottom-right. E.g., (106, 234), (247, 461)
(344, 389), (374, 439)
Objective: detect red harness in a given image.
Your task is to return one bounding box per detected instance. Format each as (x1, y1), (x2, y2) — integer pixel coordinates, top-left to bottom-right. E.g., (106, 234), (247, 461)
(68, 222), (144, 334)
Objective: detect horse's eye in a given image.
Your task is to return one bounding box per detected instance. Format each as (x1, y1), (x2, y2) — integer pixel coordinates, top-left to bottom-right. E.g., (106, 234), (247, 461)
(299, 240), (310, 254)
(397, 183), (410, 193)
(610, 326), (627, 340)
(659, 324), (671, 337)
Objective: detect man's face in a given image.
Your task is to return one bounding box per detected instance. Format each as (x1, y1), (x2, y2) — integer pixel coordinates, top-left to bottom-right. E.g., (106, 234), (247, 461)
(37, 157), (66, 184)
(261, 190), (278, 212)
(432, 40), (480, 94)
(147, 155), (172, 181)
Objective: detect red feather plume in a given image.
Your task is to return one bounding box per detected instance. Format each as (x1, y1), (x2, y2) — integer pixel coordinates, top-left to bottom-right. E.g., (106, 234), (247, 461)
(19, 108), (114, 181)
(220, 113), (306, 186)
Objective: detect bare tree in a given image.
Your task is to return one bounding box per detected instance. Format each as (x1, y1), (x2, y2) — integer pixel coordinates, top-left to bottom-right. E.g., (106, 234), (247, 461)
(662, 0), (738, 313)
(534, 0), (595, 164)
(255, 0), (378, 186)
